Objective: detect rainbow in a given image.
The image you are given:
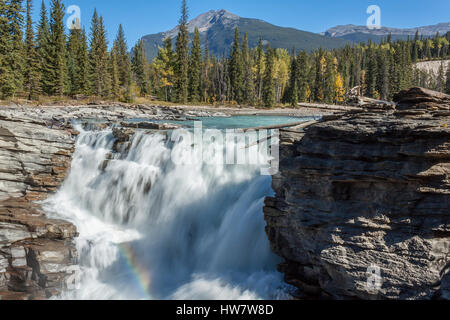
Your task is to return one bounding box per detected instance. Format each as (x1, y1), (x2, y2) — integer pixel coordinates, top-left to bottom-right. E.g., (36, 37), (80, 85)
(118, 243), (153, 300)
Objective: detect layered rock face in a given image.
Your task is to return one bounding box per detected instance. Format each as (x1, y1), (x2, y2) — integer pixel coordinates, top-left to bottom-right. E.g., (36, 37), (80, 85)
(264, 88), (450, 300)
(0, 112), (79, 300)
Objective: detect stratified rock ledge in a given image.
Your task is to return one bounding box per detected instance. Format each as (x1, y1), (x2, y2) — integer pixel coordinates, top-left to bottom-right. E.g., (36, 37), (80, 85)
(0, 113), (79, 300)
(264, 88), (450, 300)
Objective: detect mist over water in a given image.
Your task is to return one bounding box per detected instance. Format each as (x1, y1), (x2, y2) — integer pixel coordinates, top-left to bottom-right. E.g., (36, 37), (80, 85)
(42, 125), (292, 300)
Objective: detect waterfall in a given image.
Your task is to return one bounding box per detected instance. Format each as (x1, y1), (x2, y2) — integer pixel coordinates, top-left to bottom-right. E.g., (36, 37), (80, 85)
(42, 126), (291, 300)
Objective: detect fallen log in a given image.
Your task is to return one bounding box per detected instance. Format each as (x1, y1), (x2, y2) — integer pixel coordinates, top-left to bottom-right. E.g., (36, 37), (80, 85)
(237, 120), (318, 132)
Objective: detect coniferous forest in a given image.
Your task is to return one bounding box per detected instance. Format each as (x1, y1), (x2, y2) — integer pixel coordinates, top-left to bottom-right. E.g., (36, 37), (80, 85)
(1, 0), (450, 107)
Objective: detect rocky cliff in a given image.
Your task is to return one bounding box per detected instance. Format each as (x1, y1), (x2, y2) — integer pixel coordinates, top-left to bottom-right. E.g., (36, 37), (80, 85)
(264, 87), (450, 300)
(0, 111), (78, 300)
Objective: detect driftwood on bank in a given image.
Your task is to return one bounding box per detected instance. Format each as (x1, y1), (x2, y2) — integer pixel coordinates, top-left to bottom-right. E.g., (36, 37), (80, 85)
(238, 120), (318, 133)
(241, 120), (319, 149)
(297, 102), (361, 112)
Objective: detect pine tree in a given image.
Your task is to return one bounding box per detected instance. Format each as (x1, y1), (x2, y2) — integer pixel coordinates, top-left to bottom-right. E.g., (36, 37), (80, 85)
(154, 38), (175, 101)
(323, 54), (336, 103)
(36, 0), (52, 95)
(202, 34), (210, 103)
(78, 28), (90, 94)
(67, 27), (90, 95)
(131, 39), (150, 96)
(229, 27), (243, 103)
(188, 28), (202, 102)
(0, 0), (14, 98)
(296, 51), (309, 101)
(255, 38), (265, 102)
(89, 10), (110, 97)
(7, 0), (25, 96)
(24, 0), (41, 99)
(113, 24), (130, 88)
(411, 30), (419, 62)
(109, 50), (120, 99)
(241, 32), (255, 105)
(48, 0), (66, 96)
(262, 46), (275, 108)
(174, 0), (189, 103)
(376, 48), (390, 100)
(365, 48), (378, 98)
(313, 49), (326, 102)
(124, 61), (135, 103)
(288, 51), (298, 106)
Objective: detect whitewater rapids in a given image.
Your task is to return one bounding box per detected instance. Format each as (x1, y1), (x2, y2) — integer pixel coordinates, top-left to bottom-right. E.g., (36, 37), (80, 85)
(42, 126), (292, 300)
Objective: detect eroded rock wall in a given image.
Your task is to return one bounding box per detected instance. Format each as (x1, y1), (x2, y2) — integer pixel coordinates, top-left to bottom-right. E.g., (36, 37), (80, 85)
(264, 88), (450, 300)
(0, 112), (79, 300)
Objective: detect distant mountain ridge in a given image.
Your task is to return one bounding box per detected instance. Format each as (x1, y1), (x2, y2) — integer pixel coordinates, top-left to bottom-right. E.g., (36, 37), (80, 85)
(323, 22), (450, 42)
(141, 9), (349, 60)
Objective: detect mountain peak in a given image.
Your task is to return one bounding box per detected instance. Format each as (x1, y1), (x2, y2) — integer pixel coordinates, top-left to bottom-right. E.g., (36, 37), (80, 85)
(163, 9), (240, 39)
(324, 22), (450, 38)
(142, 9), (349, 60)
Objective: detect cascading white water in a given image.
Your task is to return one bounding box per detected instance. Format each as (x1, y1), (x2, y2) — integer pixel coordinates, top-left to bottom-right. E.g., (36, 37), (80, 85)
(42, 125), (292, 300)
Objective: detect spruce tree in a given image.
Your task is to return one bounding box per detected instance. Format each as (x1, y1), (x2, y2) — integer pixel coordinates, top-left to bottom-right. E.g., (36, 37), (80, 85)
(109, 50), (120, 99)
(174, 0), (189, 103)
(376, 48), (389, 100)
(288, 51), (298, 106)
(229, 27), (243, 103)
(323, 54), (336, 103)
(7, 0), (25, 96)
(78, 28), (90, 94)
(90, 10), (110, 97)
(242, 32), (255, 105)
(0, 0), (14, 98)
(131, 39), (150, 96)
(113, 24), (130, 88)
(262, 46), (275, 108)
(313, 49), (325, 102)
(188, 28), (202, 102)
(202, 34), (210, 103)
(48, 0), (66, 96)
(37, 0), (52, 95)
(24, 0), (41, 100)
(255, 38), (265, 102)
(67, 28), (90, 95)
(365, 48), (378, 98)
(296, 51), (309, 101)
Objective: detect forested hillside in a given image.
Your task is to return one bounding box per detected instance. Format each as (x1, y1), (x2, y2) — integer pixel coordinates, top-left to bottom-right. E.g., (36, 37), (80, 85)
(141, 9), (349, 60)
(1, 0), (449, 107)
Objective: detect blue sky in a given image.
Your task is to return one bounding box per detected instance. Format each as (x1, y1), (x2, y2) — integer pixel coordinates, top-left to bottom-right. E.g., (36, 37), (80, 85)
(32, 0), (450, 49)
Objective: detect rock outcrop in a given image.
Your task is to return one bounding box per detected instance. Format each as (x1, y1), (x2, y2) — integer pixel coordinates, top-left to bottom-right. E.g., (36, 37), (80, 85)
(0, 112), (79, 300)
(264, 88), (450, 300)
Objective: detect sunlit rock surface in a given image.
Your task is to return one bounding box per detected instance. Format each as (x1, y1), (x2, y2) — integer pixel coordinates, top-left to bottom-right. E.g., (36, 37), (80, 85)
(0, 112), (79, 300)
(264, 88), (450, 300)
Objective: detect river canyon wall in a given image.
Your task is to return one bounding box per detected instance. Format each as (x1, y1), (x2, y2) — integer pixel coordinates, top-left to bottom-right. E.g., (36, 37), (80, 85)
(0, 113), (78, 299)
(264, 88), (450, 300)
